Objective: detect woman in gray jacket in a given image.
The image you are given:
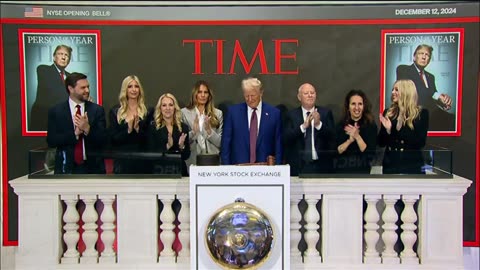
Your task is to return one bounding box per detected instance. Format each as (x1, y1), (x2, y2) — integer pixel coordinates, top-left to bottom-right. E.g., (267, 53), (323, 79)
(181, 80), (223, 170)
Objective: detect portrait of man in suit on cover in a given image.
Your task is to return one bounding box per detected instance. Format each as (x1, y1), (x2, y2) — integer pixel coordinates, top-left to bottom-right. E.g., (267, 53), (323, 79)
(19, 30), (101, 135)
(382, 30), (463, 135)
(30, 44), (73, 131)
(396, 44), (455, 132)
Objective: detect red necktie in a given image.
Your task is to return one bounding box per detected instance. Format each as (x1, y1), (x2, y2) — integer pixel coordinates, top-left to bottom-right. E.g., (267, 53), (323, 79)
(419, 70), (426, 87)
(60, 71), (65, 82)
(74, 105), (84, 165)
(249, 108), (258, 163)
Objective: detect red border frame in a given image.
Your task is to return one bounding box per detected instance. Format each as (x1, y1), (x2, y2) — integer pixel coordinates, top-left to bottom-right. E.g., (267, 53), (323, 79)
(465, 70), (480, 247)
(379, 28), (464, 137)
(1, 17), (479, 247)
(0, 20), (17, 246)
(18, 28), (102, 137)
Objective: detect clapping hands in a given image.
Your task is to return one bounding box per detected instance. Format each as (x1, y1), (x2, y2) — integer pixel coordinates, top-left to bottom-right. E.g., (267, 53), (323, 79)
(166, 132), (187, 150)
(344, 122), (359, 142)
(179, 133), (187, 149)
(204, 115), (212, 135)
(127, 113), (140, 133)
(312, 109), (321, 127)
(303, 109), (321, 128)
(379, 113), (392, 134)
(303, 112), (313, 128)
(74, 112), (90, 136)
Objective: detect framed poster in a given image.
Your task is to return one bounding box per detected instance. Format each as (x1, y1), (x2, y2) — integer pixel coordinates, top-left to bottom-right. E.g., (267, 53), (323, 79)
(18, 29), (102, 136)
(380, 28), (464, 136)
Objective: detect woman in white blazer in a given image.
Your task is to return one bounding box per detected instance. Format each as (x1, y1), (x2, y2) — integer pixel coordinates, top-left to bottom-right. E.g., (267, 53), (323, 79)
(181, 80), (223, 169)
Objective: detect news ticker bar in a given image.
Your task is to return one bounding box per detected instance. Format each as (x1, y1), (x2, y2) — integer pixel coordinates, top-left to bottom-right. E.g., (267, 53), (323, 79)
(1, 2), (479, 21)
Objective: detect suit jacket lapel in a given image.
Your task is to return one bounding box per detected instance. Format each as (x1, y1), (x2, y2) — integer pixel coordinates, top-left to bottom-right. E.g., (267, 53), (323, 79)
(63, 101), (75, 129)
(296, 107), (304, 126)
(296, 107), (306, 148)
(425, 72), (434, 89)
(85, 101), (95, 126)
(50, 64), (64, 85)
(240, 103), (250, 145)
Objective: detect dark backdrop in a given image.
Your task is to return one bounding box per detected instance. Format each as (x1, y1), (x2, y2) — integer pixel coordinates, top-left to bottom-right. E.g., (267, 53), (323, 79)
(1, 11), (479, 244)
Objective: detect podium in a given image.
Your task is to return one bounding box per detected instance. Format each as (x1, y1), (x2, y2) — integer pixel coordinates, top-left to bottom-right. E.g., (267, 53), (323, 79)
(189, 165), (290, 270)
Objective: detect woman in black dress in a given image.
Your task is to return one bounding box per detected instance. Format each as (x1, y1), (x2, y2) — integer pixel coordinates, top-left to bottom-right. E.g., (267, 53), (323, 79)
(335, 89), (378, 174)
(148, 93), (190, 176)
(378, 79), (429, 174)
(109, 75), (151, 174)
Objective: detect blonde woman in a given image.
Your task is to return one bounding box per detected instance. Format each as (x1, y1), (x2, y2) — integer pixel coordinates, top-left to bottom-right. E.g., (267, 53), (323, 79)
(109, 75), (151, 174)
(148, 93), (190, 175)
(181, 80), (223, 168)
(378, 79), (429, 174)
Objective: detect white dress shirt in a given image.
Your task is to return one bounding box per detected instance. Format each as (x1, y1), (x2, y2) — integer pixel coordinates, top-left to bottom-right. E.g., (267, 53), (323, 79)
(300, 106), (321, 160)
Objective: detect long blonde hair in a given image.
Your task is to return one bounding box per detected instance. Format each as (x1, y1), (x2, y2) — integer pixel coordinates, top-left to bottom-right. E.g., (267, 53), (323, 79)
(154, 93), (183, 131)
(386, 79), (421, 129)
(117, 75), (148, 123)
(186, 80), (220, 128)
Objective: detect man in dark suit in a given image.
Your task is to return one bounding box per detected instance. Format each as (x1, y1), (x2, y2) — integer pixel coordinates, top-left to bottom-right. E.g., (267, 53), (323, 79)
(221, 77), (283, 165)
(47, 72), (106, 174)
(396, 44), (454, 131)
(30, 44), (72, 131)
(284, 83), (335, 176)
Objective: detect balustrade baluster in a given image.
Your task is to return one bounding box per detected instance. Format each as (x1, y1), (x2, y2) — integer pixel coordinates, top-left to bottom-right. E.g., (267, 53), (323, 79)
(364, 195), (381, 264)
(400, 195), (419, 264)
(61, 194), (80, 264)
(177, 196), (190, 262)
(304, 196), (322, 264)
(159, 196), (176, 263)
(99, 195), (116, 263)
(290, 195), (302, 265)
(381, 195), (400, 264)
(80, 195), (99, 263)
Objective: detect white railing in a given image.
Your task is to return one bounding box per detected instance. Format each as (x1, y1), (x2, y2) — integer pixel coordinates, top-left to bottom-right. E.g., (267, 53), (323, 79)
(10, 173), (471, 269)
